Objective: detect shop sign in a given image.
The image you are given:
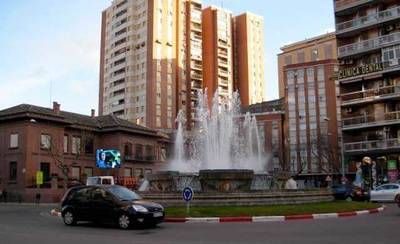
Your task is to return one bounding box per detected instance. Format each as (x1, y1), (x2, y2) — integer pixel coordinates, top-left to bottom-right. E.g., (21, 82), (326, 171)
(388, 160), (398, 170)
(338, 63), (384, 80)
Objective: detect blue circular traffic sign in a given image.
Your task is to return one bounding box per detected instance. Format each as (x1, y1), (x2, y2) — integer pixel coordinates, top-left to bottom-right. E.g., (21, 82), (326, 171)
(182, 187), (194, 202)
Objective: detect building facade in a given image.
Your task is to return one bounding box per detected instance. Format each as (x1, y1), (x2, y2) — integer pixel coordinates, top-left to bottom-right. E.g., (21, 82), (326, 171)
(99, 0), (203, 130)
(334, 0), (400, 180)
(0, 103), (169, 202)
(234, 12), (265, 106)
(202, 6), (234, 107)
(278, 33), (341, 176)
(243, 99), (285, 172)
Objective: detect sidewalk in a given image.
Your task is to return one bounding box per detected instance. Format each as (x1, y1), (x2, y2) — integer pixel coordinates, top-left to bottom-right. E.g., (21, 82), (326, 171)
(0, 202), (58, 207)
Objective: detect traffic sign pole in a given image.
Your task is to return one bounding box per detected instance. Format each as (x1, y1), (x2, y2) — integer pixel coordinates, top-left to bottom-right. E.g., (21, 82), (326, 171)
(186, 201), (190, 216)
(182, 187), (194, 216)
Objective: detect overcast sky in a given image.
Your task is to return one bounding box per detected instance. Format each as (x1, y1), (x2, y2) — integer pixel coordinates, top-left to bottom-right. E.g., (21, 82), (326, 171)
(0, 0), (335, 115)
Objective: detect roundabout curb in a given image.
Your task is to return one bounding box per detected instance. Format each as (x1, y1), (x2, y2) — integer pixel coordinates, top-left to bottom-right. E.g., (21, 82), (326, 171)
(50, 206), (385, 223)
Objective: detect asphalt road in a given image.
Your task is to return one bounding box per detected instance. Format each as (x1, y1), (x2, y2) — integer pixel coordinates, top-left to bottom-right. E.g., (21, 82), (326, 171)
(0, 203), (399, 244)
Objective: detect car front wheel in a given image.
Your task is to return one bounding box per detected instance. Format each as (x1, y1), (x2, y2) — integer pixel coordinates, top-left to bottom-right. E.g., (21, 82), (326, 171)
(118, 214), (131, 230)
(63, 210), (76, 226)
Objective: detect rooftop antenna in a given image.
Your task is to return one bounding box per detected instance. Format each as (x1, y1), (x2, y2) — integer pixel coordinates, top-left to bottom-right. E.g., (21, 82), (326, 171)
(49, 80), (52, 107)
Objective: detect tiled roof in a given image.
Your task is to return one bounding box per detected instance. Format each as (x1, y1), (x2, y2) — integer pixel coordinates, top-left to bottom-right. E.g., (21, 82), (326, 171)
(0, 104), (163, 137)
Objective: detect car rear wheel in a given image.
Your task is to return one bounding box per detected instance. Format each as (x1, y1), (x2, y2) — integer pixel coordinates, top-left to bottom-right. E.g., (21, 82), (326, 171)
(118, 214), (131, 230)
(63, 210), (76, 226)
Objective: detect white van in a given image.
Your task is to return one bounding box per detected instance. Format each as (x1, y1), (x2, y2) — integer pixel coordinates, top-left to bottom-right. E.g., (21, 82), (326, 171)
(86, 176), (115, 186)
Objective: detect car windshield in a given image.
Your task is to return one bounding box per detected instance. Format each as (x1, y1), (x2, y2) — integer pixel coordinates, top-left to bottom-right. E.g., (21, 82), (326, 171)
(107, 186), (142, 201)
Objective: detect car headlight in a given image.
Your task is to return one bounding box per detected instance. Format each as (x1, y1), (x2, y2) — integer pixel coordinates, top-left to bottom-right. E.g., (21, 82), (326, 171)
(132, 205), (148, 213)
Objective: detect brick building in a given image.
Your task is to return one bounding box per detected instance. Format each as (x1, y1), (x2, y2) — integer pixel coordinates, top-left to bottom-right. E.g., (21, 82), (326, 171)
(0, 102), (169, 202)
(278, 33), (342, 177)
(243, 98), (285, 172)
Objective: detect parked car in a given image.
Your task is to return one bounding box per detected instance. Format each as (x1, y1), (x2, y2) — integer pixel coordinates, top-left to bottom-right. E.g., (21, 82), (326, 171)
(331, 184), (369, 201)
(61, 185), (164, 229)
(370, 183), (400, 203)
(86, 176), (115, 186)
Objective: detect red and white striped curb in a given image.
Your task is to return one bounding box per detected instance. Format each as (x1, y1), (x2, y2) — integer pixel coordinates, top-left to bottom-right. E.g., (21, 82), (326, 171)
(50, 206), (385, 223)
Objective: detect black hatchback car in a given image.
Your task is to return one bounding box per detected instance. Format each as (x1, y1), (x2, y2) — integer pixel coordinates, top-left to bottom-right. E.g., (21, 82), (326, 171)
(61, 185), (164, 229)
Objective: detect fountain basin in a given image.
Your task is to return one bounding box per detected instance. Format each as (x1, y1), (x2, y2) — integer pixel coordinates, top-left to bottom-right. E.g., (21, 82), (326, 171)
(199, 169), (254, 193)
(147, 171), (179, 192)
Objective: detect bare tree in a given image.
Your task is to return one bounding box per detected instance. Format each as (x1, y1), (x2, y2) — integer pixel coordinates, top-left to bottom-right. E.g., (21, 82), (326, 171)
(309, 135), (341, 175)
(46, 128), (93, 189)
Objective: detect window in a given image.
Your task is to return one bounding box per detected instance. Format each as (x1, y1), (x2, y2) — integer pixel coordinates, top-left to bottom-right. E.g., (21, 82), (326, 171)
(40, 134), (51, 150)
(84, 137), (94, 154)
(135, 144), (143, 159)
(71, 166), (81, 180)
(9, 162), (17, 181)
(73, 188), (91, 202)
(84, 167), (93, 177)
(10, 133), (18, 149)
(72, 136), (81, 154)
(324, 44), (333, 59)
(297, 52), (305, 63)
(124, 168), (133, 177)
(284, 55), (292, 65)
(40, 162), (51, 183)
(134, 168), (143, 177)
(160, 147), (167, 161)
(145, 169), (153, 176)
(63, 135), (68, 153)
(311, 49), (319, 61)
(124, 143), (133, 157)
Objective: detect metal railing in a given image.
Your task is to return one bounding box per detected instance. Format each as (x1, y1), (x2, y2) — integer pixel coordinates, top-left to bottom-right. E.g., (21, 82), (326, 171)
(344, 138), (400, 152)
(338, 32), (400, 57)
(342, 111), (400, 128)
(337, 6), (400, 33)
(335, 0), (374, 12)
(341, 85), (400, 104)
(124, 155), (156, 162)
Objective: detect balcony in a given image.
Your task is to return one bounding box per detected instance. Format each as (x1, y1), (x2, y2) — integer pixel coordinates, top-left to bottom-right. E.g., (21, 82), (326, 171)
(337, 6), (400, 35)
(342, 111), (400, 130)
(191, 72), (203, 80)
(219, 71), (229, 79)
(191, 63), (202, 70)
(344, 138), (400, 153)
(338, 32), (400, 58)
(341, 85), (400, 106)
(218, 59), (229, 67)
(335, 0), (376, 14)
(124, 155), (156, 162)
(111, 103), (125, 112)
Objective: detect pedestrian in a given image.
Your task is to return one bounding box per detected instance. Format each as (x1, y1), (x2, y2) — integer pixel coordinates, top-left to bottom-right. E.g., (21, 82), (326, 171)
(0, 188), (3, 202)
(2, 189), (7, 203)
(325, 175), (332, 188)
(35, 192), (41, 204)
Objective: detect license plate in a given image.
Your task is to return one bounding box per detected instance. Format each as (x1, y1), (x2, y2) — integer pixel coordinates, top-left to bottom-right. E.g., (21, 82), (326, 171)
(153, 212), (163, 217)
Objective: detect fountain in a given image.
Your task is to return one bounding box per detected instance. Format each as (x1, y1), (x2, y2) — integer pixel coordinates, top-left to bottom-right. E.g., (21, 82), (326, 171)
(142, 90), (333, 205)
(146, 90), (271, 193)
(170, 90), (265, 172)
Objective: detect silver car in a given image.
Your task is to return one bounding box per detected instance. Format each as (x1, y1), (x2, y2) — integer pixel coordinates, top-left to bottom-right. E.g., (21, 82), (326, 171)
(370, 183), (400, 202)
